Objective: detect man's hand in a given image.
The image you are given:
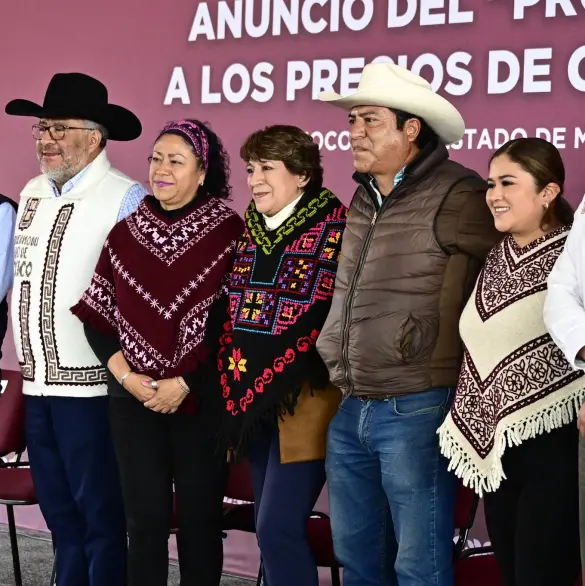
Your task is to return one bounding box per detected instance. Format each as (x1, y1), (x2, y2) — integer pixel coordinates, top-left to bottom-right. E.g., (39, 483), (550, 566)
(142, 378), (186, 414)
(124, 373), (157, 404)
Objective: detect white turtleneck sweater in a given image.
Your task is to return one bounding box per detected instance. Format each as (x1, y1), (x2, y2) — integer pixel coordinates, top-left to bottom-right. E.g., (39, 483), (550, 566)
(263, 193), (303, 230)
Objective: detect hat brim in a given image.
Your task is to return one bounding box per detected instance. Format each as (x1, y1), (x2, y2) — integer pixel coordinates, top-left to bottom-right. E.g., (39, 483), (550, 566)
(319, 85), (465, 145)
(5, 99), (142, 142)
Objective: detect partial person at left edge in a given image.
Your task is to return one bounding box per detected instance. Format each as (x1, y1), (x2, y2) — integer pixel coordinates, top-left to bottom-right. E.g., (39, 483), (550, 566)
(0, 193), (17, 382)
(4, 72), (147, 586)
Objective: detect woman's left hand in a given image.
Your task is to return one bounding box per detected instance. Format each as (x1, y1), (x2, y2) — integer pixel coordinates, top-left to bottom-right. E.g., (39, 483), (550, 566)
(141, 378), (187, 414)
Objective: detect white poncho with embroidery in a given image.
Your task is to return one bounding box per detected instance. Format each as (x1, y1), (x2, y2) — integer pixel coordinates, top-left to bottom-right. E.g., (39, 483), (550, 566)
(438, 226), (585, 495)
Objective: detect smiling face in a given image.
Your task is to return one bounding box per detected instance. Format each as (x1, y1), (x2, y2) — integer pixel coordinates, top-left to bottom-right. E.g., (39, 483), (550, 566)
(149, 133), (205, 210)
(487, 154), (560, 246)
(36, 118), (102, 187)
(246, 159), (307, 217)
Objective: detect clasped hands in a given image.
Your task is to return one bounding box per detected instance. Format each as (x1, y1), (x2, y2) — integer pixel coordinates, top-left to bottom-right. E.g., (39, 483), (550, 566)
(124, 373), (187, 414)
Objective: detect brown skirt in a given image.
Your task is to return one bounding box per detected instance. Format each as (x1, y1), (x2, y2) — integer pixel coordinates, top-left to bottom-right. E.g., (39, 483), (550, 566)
(277, 383), (342, 464)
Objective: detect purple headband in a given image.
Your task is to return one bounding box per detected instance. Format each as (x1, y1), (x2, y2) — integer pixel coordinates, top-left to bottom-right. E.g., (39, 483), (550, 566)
(159, 120), (209, 170)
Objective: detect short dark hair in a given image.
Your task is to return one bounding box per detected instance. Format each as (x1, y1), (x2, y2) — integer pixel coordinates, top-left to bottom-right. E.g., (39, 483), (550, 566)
(158, 119), (231, 200)
(240, 125), (323, 192)
(490, 137), (573, 229)
(390, 108), (438, 149)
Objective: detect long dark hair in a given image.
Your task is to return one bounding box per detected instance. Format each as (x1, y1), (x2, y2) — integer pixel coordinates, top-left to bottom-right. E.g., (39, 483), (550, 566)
(490, 138), (573, 229)
(157, 119), (232, 200)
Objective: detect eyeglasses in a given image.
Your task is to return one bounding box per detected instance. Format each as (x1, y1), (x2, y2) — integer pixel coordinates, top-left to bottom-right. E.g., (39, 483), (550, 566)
(31, 124), (90, 141)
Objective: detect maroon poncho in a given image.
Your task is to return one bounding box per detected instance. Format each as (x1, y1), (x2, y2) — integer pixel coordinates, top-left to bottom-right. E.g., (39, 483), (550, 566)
(72, 196), (244, 386)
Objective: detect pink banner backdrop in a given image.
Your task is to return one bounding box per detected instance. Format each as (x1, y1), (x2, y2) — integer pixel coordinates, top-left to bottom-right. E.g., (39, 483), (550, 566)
(1, 0), (584, 580)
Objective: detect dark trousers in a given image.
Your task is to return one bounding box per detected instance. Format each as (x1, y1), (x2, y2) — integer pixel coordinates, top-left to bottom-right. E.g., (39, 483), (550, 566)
(25, 396), (126, 586)
(484, 423), (580, 586)
(249, 426), (326, 586)
(108, 396), (227, 586)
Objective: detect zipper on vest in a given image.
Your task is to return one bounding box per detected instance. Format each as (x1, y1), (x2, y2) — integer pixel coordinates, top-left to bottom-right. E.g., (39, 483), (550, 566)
(340, 187), (406, 393)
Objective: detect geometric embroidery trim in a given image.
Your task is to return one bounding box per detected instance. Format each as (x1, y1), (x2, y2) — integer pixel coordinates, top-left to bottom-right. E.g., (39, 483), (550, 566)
(18, 198), (40, 231)
(107, 240), (236, 319)
(245, 189), (336, 255)
(451, 333), (582, 458)
(127, 198), (235, 267)
(228, 210), (343, 337)
(40, 204), (107, 386)
(18, 280), (35, 381)
(475, 230), (566, 322)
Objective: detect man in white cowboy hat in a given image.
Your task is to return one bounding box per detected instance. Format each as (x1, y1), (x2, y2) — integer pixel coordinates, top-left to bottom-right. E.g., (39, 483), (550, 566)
(5, 72), (148, 586)
(316, 63), (500, 585)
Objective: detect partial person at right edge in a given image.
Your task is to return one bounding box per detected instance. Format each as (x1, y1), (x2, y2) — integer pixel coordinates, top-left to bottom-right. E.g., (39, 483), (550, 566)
(440, 138), (583, 586)
(543, 153), (585, 583)
(316, 63), (501, 586)
(0, 193), (16, 382)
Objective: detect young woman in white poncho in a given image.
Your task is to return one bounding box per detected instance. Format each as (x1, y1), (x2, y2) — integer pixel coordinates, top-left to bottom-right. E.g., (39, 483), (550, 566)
(438, 138), (583, 586)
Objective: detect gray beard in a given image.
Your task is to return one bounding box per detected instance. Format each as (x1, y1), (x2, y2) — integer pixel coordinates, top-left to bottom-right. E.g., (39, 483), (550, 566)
(42, 165), (78, 186)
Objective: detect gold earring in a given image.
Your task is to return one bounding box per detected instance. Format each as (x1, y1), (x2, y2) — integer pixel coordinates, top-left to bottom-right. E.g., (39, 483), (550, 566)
(544, 202), (549, 210)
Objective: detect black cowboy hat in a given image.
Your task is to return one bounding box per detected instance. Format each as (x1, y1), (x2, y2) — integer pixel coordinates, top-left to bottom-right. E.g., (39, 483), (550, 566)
(5, 72), (142, 141)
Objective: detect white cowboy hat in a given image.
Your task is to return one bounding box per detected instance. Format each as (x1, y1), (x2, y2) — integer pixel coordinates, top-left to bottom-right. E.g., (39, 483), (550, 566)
(319, 63), (465, 145)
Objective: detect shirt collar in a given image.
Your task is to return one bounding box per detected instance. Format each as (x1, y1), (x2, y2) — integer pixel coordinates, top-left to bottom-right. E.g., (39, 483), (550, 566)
(48, 161), (94, 198)
(263, 192), (304, 231)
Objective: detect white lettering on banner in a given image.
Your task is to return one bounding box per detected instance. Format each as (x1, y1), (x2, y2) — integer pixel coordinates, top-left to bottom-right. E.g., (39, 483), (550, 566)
(201, 66), (221, 104)
(568, 46), (585, 91)
(218, 1), (243, 39)
(164, 67), (191, 105)
(387, 0), (474, 27)
(189, 3), (216, 41)
(246, 0), (271, 38)
(371, 52), (472, 93)
(535, 127), (567, 148)
(311, 130), (352, 151)
(344, 0), (374, 31)
(513, 0), (585, 19)
(487, 48), (552, 94)
(340, 57), (365, 94)
(575, 128), (585, 148)
(287, 52), (473, 100)
(448, 128), (528, 150)
(190, 0), (375, 41)
(301, 0), (328, 34)
(201, 62), (275, 104)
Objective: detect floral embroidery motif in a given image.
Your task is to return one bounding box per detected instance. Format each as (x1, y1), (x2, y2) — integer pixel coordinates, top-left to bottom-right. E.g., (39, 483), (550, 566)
(220, 329), (319, 415)
(452, 335), (581, 458)
(475, 229), (567, 321)
(228, 348), (247, 381)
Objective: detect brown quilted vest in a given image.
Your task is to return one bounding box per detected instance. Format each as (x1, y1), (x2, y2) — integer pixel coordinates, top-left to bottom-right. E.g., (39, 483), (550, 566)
(316, 143), (488, 397)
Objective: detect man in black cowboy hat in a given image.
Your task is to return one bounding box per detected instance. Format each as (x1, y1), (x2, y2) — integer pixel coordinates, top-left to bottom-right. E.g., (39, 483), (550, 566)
(6, 72), (147, 586)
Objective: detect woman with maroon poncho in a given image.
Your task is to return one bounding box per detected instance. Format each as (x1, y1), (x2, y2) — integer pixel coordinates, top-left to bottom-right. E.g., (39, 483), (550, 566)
(71, 119), (244, 586)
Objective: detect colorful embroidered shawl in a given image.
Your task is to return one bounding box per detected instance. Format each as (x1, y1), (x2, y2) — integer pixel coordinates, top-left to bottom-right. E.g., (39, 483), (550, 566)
(71, 196), (244, 383)
(217, 188), (347, 455)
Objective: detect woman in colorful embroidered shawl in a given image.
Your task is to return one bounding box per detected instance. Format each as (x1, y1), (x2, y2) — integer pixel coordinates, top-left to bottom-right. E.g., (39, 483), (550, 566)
(71, 119), (244, 586)
(438, 138), (583, 586)
(216, 125), (347, 586)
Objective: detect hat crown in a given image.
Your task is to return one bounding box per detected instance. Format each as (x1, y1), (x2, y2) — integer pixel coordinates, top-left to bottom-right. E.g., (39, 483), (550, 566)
(43, 73), (109, 113)
(359, 62), (432, 93)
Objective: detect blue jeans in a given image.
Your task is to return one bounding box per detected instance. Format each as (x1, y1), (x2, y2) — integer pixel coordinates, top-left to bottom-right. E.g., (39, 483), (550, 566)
(326, 388), (455, 586)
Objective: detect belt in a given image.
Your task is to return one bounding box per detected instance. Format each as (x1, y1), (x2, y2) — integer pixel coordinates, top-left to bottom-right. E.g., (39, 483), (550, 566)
(355, 394), (394, 401)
